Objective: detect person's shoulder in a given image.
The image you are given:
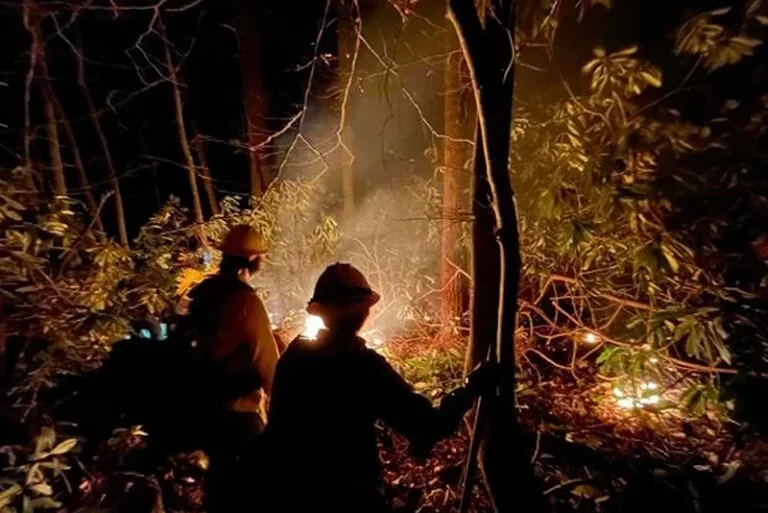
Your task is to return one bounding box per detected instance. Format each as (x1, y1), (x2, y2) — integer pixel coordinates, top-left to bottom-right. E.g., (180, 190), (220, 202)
(354, 342), (392, 370)
(276, 337), (314, 367)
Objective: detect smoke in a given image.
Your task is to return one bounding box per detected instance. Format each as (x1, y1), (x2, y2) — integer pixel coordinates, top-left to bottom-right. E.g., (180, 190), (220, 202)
(258, 4), (454, 340)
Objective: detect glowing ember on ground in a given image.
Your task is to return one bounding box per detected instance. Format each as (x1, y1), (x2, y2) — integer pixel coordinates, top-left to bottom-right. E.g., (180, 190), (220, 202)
(302, 315), (325, 340)
(613, 381), (661, 409)
(583, 332), (601, 344)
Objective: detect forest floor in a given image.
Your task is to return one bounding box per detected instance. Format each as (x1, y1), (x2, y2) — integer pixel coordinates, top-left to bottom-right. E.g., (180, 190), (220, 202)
(1, 334), (766, 513)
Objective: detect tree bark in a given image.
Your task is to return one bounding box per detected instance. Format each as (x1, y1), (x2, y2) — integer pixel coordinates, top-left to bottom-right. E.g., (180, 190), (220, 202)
(338, 0), (357, 220)
(75, 41), (129, 246)
(33, 20), (67, 198)
(49, 90), (106, 236)
(21, 0), (39, 192)
(465, 122), (499, 376)
(236, 0), (269, 197)
(191, 130), (219, 217)
(163, 34), (205, 231)
(441, 48), (465, 332)
(42, 86), (66, 196)
(448, 0), (545, 511)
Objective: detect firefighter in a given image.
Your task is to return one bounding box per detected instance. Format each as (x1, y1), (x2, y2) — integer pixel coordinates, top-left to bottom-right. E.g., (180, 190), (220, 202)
(265, 263), (496, 513)
(187, 224), (279, 512)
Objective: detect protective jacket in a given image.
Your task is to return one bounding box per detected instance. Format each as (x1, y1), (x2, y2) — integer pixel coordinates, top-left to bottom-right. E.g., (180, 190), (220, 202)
(265, 330), (475, 513)
(188, 273), (278, 419)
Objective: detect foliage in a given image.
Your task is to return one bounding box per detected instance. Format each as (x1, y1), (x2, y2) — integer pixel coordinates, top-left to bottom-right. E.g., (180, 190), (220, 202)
(512, 1), (768, 429)
(0, 426), (77, 513)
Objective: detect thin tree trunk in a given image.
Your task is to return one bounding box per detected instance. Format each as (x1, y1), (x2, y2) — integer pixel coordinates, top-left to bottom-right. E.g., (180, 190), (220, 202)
(33, 21), (67, 198)
(42, 91), (66, 196)
(338, 0), (357, 220)
(448, 0), (545, 511)
(163, 35), (205, 230)
(236, 0), (269, 197)
(441, 48), (465, 332)
(75, 41), (128, 246)
(21, 0), (39, 191)
(49, 91), (106, 236)
(191, 130), (219, 216)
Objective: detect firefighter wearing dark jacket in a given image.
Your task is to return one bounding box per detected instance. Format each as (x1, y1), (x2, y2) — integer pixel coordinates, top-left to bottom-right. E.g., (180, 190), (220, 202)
(188, 224), (279, 513)
(265, 263), (496, 513)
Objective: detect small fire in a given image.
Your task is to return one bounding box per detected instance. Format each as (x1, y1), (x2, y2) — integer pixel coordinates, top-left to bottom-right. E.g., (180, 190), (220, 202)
(302, 315), (325, 340)
(613, 381), (661, 410)
(583, 332), (601, 344)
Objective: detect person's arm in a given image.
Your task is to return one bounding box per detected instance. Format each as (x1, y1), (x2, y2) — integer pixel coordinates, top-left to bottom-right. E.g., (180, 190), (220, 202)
(242, 294), (279, 395)
(367, 352), (468, 454)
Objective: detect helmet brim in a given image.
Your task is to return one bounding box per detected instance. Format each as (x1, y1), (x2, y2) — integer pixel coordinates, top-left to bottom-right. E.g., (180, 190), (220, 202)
(217, 242), (267, 258)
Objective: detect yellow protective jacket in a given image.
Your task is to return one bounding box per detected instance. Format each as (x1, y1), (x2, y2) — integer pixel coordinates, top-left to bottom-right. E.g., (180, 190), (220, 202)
(188, 273), (279, 420)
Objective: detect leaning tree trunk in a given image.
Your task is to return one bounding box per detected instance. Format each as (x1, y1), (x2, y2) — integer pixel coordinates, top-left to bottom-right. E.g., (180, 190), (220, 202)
(440, 46), (465, 334)
(50, 92), (106, 236)
(448, 0), (546, 512)
(236, 0), (270, 197)
(337, 0), (358, 221)
(75, 41), (129, 246)
(191, 130), (220, 217)
(42, 89), (67, 197)
(163, 32), (205, 234)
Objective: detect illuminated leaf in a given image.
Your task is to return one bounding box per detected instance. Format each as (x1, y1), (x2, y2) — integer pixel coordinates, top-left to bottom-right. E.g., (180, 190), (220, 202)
(30, 483), (52, 496)
(661, 244), (680, 274)
(0, 484), (23, 508)
(572, 484), (602, 498)
(49, 438), (77, 456)
(639, 70), (662, 88)
(30, 497), (63, 509)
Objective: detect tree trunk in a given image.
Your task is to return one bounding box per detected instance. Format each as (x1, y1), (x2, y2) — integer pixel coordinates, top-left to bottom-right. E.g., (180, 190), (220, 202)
(163, 34), (205, 231)
(42, 86), (66, 197)
(49, 91), (106, 236)
(448, 0), (545, 511)
(236, 0), (269, 197)
(465, 122), (499, 376)
(21, 0), (39, 192)
(191, 130), (219, 217)
(441, 47), (465, 333)
(75, 41), (129, 246)
(34, 21), (67, 198)
(338, 0), (357, 220)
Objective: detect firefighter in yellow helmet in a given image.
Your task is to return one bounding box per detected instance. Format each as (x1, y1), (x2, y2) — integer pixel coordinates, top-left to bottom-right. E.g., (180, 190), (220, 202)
(265, 263), (496, 513)
(187, 224), (279, 513)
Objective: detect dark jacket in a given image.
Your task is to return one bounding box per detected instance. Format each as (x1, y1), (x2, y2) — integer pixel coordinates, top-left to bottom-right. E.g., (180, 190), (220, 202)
(266, 330), (473, 513)
(188, 273), (278, 418)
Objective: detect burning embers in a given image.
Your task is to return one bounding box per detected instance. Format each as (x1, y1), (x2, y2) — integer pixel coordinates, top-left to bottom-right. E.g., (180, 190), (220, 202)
(613, 381), (661, 410)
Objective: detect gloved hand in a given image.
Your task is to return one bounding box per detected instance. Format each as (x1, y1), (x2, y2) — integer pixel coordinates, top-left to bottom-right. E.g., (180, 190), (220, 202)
(464, 360), (500, 397)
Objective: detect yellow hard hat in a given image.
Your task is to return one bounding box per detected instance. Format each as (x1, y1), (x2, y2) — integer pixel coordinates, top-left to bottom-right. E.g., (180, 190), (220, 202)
(218, 224), (267, 258)
(307, 263), (380, 315)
